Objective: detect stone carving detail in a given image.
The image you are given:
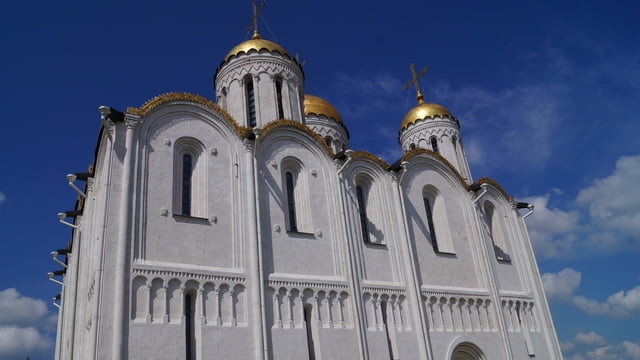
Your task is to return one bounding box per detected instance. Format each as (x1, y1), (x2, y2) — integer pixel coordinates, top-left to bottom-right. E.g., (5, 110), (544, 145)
(501, 297), (538, 333)
(362, 289), (410, 332)
(421, 291), (502, 333)
(130, 273), (247, 327)
(267, 281), (352, 330)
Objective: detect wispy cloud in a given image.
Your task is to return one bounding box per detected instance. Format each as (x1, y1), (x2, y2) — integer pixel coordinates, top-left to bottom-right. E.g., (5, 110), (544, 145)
(432, 80), (565, 173)
(331, 71), (406, 120)
(543, 268), (640, 319)
(0, 288), (54, 359)
(0, 191), (5, 205)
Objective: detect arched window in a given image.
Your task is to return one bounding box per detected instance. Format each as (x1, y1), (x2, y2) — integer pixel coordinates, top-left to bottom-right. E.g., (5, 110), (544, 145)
(244, 75), (257, 127)
(423, 187), (455, 254)
(356, 184), (370, 243)
(282, 158), (312, 233)
(275, 77), (285, 119)
(409, 143), (416, 150)
(219, 87), (227, 110)
(423, 197), (439, 252)
(355, 175), (384, 244)
(285, 171), (298, 232)
(430, 137), (439, 153)
(173, 138), (206, 218)
(182, 154), (193, 216)
(483, 201), (511, 262)
(324, 136), (332, 147)
(451, 342), (486, 360)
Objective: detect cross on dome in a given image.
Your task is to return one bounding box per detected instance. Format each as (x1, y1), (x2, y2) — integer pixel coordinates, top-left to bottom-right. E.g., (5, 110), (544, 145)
(402, 63), (429, 104)
(246, 0), (267, 39)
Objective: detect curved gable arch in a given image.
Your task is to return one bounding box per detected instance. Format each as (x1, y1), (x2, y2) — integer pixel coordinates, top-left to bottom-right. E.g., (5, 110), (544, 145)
(127, 92), (251, 138)
(259, 119), (334, 158)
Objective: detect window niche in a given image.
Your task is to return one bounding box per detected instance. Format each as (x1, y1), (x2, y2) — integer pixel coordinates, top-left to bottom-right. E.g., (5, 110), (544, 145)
(422, 186), (455, 254)
(282, 158), (312, 234)
(430, 136), (439, 153)
(355, 175), (385, 245)
(173, 137), (207, 218)
(275, 76), (285, 120)
(244, 75), (257, 127)
(483, 201), (511, 262)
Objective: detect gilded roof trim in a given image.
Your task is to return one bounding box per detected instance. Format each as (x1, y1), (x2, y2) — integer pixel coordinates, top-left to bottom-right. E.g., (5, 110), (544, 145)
(125, 92), (252, 138)
(399, 113), (458, 132)
(349, 150), (390, 170)
(399, 148), (468, 189)
(474, 177), (514, 202)
(259, 119), (335, 157)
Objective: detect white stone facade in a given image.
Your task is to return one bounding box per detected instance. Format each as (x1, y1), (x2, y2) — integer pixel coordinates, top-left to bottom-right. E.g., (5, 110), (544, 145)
(52, 30), (562, 360)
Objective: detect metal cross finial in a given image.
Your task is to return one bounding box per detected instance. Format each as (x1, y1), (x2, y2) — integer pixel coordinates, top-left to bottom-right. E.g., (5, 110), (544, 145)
(402, 63), (429, 104)
(246, 0), (267, 39)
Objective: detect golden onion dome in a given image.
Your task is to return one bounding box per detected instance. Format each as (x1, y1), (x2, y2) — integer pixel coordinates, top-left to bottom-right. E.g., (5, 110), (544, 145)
(304, 94), (343, 124)
(223, 33), (290, 63)
(400, 95), (454, 131)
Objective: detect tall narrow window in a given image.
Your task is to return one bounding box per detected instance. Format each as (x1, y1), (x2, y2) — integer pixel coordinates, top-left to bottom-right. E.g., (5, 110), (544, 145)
(430, 137), (439, 153)
(380, 301), (394, 359)
(182, 154), (193, 216)
(185, 293), (196, 360)
(286, 171), (298, 232)
(356, 185), (370, 243)
(423, 198), (439, 252)
(304, 305), (316, 360)
(174, 138), (206, 218)
(275, 78), (285, 119)
(484, 202), (511, 262)
(245, 77), (256, 127)
(422, 187), (455, 254)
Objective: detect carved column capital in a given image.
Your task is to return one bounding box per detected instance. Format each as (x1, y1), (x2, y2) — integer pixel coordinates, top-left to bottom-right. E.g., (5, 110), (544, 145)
(243, 138), (254, 153)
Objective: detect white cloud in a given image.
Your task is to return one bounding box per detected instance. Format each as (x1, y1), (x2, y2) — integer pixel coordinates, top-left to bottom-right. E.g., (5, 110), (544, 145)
(565, 340), (640, 360)
(574, 331), (608, 347)
(542, 269), (640, 319)
(0, 326), (53, 359)
(573, 286), (640, 319)
(0, 289), (54, 359)
(542, 268), (581, 301)
(577, 154), (640, 247)
(623, 341), (640, 359)
(561, 341), (576, 352)
(0, 191), (5, 205)
(521, 153), (640, 258)
(522, 194), (580, 257)
(0, 288), (49, 326)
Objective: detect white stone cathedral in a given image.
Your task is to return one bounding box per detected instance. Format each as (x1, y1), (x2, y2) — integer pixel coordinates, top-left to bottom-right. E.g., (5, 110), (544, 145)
(51, 13), (563, 360)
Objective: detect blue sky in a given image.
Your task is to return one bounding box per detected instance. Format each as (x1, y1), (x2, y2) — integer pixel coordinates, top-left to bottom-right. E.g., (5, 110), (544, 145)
(1, 1), (639, 359)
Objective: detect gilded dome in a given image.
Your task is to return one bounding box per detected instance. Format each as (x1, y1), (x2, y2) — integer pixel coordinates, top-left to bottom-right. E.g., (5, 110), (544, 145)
(400, 100), (454, 130)
(223, 34), (290, 63)
(304, 95), (343, 124)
